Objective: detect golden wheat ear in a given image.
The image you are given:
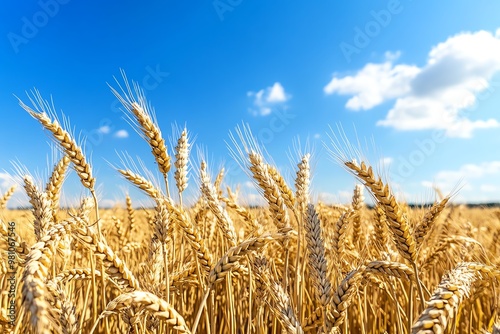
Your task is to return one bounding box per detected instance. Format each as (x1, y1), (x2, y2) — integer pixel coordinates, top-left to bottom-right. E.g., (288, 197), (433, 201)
(295, 153), (311, 215)
(45, 155), (71, 220)
(304, 204), (332, 307)
(325, 127), (431, 311)
(411, 262), (497, 334)
(200, 160), (237, 248)
(90, 291), (191, 334)
(173, 127), (191, 203)
(23, 175), (53, 241)
(110, 72), (171, 195)
(18, 93), (96, 193)
(18, 91), (101, 236)
(0, 185), (16, 209)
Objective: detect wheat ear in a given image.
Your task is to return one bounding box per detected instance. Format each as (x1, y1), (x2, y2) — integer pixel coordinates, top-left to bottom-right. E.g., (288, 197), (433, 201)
(344, 160), (426, 309)
(266, 280), (305, 334)
(372, 205), (388, 252)
(91, 291), (191, 334)
(344, 160), (416, 263)
(327, 268), (363, 330)
(304, 204), (332, 306)
(24, 175), (53, 241)
(0, 185), (16, 209)
(21, 219), (77, 334)
(414, 196), (450, 249)
(411, 263), (476, 334)
(127, 102), (170, 175)
(267, 164), (296, 209)
(165, 200), (214, 275)
(350, 184), (364, 246)
(363, 260), (415, 281)
(19, 100), (96, 192)
(248, 152), (291, 230)
(117, 169), (162, 199)
(111, 81), (171, 195)
(331, 209), (353, 266)
(45, 155), (70, 220)
(125, 194), (136, 240)
(74, 224), (141, 290)
(221, 187), (260, 235)
(174, 128), (190, 202)
(208, 231), (288, 284)
(295, 154), (310, 215)
(200, 161), (237, 248)
(192, 231), (289, 333)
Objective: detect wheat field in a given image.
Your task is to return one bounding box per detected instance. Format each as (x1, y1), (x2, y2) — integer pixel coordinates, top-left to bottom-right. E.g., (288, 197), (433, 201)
(1, 85), (499, 334)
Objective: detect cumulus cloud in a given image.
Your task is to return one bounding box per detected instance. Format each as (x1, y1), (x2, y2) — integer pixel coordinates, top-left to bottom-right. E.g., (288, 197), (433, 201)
(479, 184), (497, 192)
(114, 130), (129, 138)
(98, 125), (111, 134)
(422, 161), (500, 198)
(325, 30), (500, 138)
(100, 199), (120, 208)
(324, 52), (419, 110)
(317, 190), (352, 204)
(0, 172), (16, 190)
(248, 82), (291, 116)
(243, 181), (255, 189)
(379, 157), (393, 168)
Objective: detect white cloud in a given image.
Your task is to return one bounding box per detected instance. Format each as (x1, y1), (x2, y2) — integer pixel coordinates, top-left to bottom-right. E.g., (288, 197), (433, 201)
(421, 181), (435, 189)
(480, 184), (497, 192)
(379, 157), (393, 168)
(243, 181), (255, 189)
(313, 133), (321, 139)
(267, 82), (287, 102)
(114, 130), (129, 138)
(317, 190), (352, 204)
(98, 125), (111, 134)
(244, 193), (266, 206)
(248, 82), (291, 116)
(325, 30), (500, 138)
(0, 172), (16, 190)
(101, 199), (119, 208)
(422, 161), (500, 198)
(324, 56), (419, 110)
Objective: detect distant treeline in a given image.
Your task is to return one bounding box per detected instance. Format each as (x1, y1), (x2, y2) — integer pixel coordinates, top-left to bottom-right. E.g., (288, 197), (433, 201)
(10, 202), (500, 210)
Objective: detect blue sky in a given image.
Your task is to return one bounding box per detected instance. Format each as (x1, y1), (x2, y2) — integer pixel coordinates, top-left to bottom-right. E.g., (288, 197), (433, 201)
(1, 0), (500, 207)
